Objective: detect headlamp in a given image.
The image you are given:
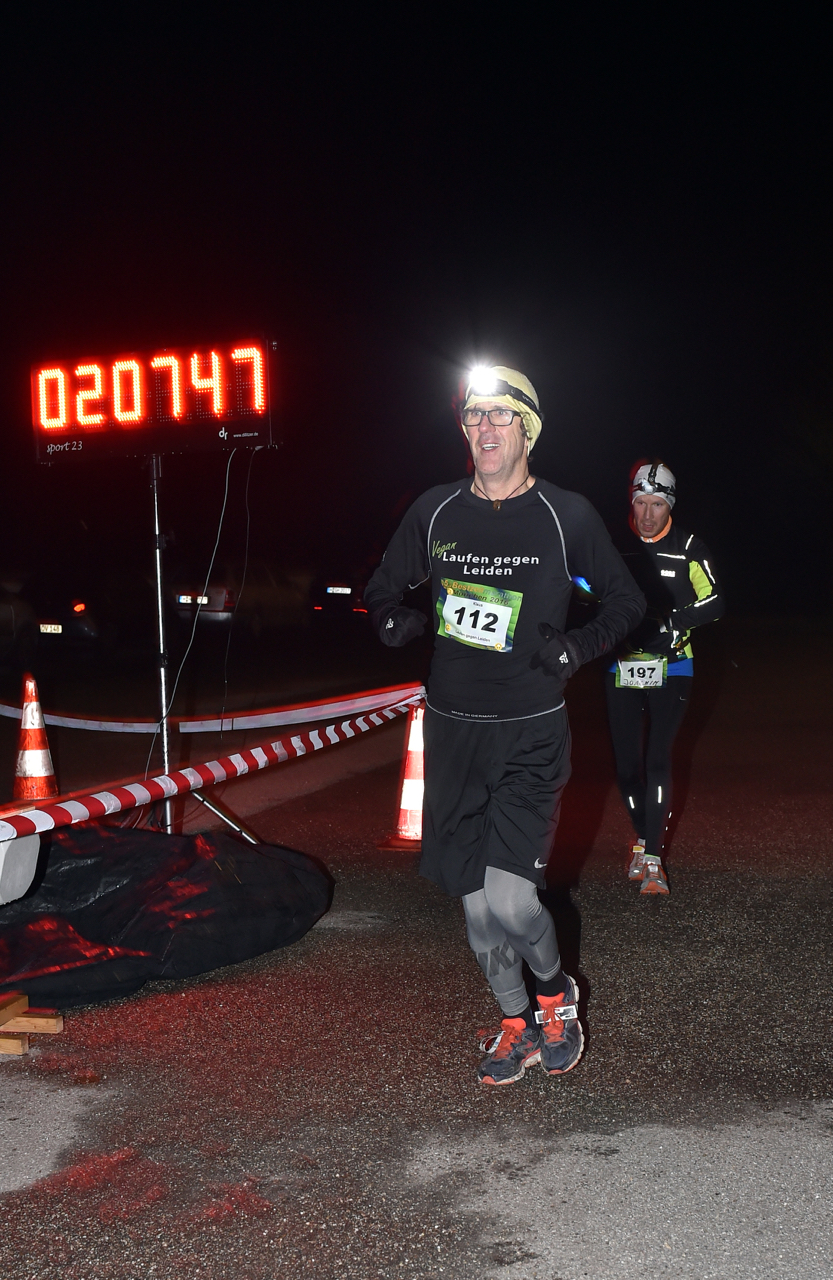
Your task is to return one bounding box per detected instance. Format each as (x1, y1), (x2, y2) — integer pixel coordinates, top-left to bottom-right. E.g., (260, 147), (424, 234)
(466, 368), (543, 421)
(634, 461), (675, 500)
(467, 365), (498, 396)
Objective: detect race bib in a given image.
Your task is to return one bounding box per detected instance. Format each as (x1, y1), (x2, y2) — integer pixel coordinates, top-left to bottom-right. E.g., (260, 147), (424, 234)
(437, 579), (523, 652)
(616, 656), (666, 689)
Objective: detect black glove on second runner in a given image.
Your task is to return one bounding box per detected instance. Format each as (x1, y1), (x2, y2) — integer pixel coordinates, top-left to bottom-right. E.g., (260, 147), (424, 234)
(627, 613), (686, 658)
(373, 606), (427, 648)
(529, 623), (585, 682)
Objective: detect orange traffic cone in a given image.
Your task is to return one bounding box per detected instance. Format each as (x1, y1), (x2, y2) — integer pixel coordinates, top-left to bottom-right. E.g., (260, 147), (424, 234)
(377, 703), (424, 851)
(13, 674), (58, 802)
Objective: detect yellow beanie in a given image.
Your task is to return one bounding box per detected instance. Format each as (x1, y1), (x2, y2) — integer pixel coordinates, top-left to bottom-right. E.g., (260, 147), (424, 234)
(462, 365), (543, 451)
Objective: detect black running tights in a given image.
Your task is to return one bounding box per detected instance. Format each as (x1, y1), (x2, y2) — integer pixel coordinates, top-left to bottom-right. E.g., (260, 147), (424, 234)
(604, 674), (691, 860)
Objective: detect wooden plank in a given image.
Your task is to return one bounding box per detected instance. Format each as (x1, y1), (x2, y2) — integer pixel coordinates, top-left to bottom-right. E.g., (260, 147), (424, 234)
(3, 1011), (63, 1034)
(0, 1033), (29, 1055)
(0, 993), (29, 1026)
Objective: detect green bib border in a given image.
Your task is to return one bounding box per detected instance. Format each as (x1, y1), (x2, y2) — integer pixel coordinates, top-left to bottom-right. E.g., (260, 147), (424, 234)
(436, 577), (524, 652)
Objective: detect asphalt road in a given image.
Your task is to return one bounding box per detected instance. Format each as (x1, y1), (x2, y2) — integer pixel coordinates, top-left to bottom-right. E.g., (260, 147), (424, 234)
(1, 617), (831, 1279)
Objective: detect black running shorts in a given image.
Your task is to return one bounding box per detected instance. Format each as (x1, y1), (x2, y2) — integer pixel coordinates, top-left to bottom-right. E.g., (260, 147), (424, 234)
(420, 707), (572, 897)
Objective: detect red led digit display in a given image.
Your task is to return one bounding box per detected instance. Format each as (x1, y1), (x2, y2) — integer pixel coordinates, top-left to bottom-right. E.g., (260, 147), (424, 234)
(149, 355), (183, 417)
(75, 364), (105, 425)
(31, 339), (274, 461)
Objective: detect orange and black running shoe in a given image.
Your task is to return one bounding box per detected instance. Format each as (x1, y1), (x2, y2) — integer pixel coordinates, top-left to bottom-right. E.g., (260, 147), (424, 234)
(640, 855), (669, 895)
(628, 839), (646, 880)
(536, 976), (585, 1075)
(477, 1017), (541, 1086)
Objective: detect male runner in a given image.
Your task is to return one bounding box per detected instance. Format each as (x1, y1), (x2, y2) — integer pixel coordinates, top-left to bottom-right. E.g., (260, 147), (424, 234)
(605, 461), (724, 895)
(365, 365), (644, 1085)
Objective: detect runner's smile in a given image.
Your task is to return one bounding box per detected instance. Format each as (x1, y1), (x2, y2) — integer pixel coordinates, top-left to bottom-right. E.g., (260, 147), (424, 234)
(465, 402), (529, 483)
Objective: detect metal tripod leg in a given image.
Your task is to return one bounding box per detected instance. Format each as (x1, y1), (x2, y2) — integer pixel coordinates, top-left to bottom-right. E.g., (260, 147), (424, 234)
(191, 791), (260, 846)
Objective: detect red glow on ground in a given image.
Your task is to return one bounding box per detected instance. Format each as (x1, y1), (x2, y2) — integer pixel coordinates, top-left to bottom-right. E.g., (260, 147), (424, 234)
(39, 1147), (137, 1195)
(195, 1182), (272, 1222)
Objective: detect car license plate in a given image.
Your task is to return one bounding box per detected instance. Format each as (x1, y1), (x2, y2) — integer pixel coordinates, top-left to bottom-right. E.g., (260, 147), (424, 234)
(39, 623), (62, 634)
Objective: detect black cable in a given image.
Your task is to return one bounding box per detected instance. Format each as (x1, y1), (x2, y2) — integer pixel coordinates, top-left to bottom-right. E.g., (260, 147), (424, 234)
(219, 446), (262, 750)
(143, 449), (237, 782)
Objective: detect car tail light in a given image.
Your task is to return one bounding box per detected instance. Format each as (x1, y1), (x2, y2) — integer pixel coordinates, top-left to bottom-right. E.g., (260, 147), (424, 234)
(223, 590), (236, 609)
(72, 600), (86, 613)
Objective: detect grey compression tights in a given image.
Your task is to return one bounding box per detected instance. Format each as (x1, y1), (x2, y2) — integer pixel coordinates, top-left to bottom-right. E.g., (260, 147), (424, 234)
(462, 867), (561, 1017)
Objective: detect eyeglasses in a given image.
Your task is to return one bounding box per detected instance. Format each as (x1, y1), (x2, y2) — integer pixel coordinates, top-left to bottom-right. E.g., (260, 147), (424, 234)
(462, 407), (519, 427)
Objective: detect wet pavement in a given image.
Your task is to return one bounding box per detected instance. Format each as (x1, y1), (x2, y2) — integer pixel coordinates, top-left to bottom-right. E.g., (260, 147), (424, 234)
(1, 619), (832, 1279)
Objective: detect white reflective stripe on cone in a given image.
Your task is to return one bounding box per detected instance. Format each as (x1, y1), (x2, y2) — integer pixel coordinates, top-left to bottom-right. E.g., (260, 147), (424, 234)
(15, 749), (55, 778)
(407, 712), (424, 751)
(21, 702), (47, 731)
(400, 778), (424, 809)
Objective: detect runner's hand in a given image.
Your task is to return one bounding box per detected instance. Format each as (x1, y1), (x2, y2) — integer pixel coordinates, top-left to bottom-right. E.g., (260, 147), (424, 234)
(375, 606), (427, 647)
(628, 616), (672, 655)
(665, 613), (688, 652)
(530, 624), (583, 680)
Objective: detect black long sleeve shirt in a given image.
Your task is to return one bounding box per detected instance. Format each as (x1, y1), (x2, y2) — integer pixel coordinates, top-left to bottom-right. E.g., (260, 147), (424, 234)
(615, 523), (724, 665)
(365, 479), (645, 721)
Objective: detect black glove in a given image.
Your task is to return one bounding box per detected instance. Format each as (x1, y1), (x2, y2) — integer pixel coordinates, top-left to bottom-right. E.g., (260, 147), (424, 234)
(374, 606), (427, 648)
(627, 614), (672, 656)
(627, 614), (686, 657)
(529, 624), (584, 681)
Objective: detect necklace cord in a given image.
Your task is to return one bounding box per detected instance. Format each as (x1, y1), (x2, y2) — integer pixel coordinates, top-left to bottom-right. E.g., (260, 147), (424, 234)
(472, 474), (533, 506)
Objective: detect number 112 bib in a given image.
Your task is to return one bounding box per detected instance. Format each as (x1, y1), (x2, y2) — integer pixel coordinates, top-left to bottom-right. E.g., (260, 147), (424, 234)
(436, 579), (523, 652)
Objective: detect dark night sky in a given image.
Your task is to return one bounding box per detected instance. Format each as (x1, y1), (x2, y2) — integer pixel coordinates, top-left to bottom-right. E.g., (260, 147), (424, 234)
(2, 11), (831, 613)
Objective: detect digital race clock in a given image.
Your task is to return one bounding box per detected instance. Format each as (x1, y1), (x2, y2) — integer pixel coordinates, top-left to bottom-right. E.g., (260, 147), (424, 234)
(31, 339), (274, 461)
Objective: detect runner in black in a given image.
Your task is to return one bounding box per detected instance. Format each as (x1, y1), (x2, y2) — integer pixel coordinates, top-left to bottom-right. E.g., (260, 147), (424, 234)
(605, 461), (724, 895)
(365, 365), (645, 1085)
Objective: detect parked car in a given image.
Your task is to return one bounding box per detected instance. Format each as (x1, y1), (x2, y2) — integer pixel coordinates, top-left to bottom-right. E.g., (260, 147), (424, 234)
(309, 574), (368, 621)
(21, 570), (106, 654)
(170, 558), (311, 636)
(34, 595), (101, 648)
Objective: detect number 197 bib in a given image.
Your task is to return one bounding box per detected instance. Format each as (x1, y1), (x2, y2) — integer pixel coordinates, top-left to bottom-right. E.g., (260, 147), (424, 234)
(616, 656), (667, 688)
(437, 579), (523, 652)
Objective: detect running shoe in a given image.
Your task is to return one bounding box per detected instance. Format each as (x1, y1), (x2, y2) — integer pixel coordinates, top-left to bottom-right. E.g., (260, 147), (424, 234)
(536, 975), (585, 1075)
(477, 1017), (541, 1086)
(628, 839), (646, 880)
(640, 855), (669, 895)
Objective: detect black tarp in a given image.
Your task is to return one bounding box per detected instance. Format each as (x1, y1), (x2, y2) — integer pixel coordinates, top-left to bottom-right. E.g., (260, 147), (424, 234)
(0, 824), (332, 1007)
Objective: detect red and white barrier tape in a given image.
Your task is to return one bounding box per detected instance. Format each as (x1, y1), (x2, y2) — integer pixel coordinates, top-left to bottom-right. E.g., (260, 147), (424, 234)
(0, 703), (157, 733)
(176, 685), (423, 734)
(0, 695), (423, 841)
(0, 683), (424, 735)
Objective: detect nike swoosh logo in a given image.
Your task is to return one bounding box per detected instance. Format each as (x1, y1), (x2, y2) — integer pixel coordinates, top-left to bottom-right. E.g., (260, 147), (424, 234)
(534, 858), (548, 869)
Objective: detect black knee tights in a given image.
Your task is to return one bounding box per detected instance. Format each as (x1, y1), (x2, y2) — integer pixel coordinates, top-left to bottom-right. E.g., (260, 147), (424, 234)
(605, 673), (691, 859)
